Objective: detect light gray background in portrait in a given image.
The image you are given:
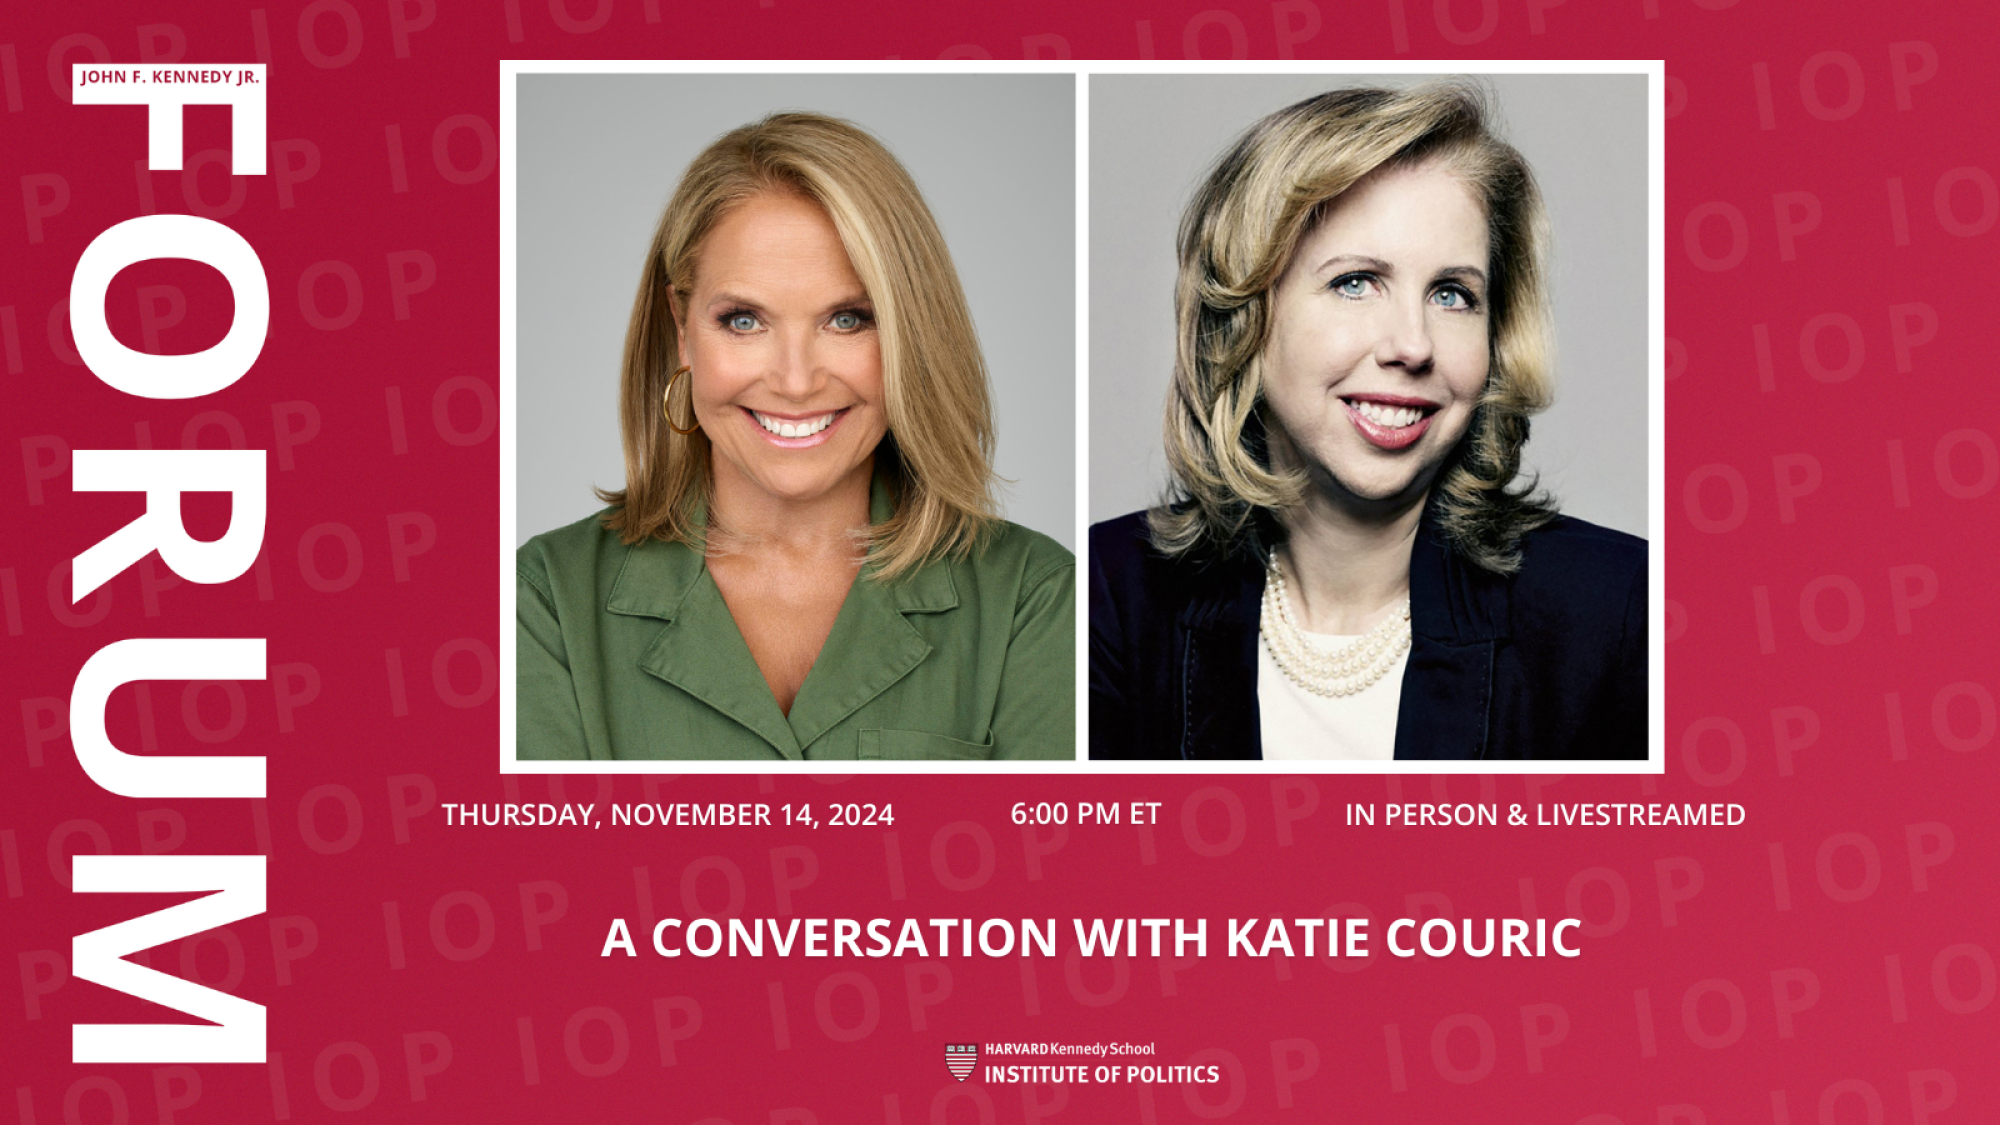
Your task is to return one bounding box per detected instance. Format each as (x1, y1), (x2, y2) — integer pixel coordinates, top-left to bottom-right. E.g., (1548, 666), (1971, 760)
(1090, 74), (1648, 537)
(517, 74), (1074, 548)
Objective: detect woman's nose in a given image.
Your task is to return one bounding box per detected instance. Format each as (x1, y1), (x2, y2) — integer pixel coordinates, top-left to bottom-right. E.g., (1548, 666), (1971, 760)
(767, 331), (829, 399)
(1374, 297), (1435, 373)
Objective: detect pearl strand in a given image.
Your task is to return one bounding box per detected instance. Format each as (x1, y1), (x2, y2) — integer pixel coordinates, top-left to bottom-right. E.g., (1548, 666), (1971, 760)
(1259, 550), (1411, 698)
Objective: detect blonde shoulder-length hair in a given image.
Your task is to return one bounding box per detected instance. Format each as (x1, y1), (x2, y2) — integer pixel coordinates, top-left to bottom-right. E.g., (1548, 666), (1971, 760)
(598, 112), (997, 581)
(1151, 81), (1557, 574)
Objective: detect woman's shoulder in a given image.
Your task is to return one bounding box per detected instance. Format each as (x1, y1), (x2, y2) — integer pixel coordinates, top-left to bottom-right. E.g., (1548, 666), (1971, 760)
(518, 509), (622, 568)
(1087, 509), (1269, 641)
(1087, 510), (1174, 578)
(1089, 509), (1255, 589)
(516, 509), (652, 602)
(1511, 514), (1647, 614)
(1088, 510), (1150, 557)
(966, 519), (1074, 589)
(1517, 514), (1646, 572)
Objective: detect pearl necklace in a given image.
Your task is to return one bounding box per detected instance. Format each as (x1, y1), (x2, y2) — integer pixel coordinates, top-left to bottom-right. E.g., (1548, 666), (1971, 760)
(1259, 550), (1411, 698)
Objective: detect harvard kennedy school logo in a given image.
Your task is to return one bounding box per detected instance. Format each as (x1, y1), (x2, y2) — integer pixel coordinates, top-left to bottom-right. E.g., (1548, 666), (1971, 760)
(945, 1043), (978, 1081)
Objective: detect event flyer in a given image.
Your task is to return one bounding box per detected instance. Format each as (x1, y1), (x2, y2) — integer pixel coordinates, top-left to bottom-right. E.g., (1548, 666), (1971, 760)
(6, 3), (1997, 1122)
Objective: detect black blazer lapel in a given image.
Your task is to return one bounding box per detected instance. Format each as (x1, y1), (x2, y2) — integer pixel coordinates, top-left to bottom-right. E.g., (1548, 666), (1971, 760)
(1394, 635), (1494, 759)
(1394, 518), (1504, 761)
(1176, 553), (1264, 760)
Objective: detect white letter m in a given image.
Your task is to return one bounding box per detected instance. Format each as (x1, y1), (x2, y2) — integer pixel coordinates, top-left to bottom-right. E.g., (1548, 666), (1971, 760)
(72, 854), (266, 1063)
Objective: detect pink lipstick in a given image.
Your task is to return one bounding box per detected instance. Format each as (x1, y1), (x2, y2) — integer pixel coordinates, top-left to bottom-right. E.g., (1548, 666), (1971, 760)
(1340, 395), (1437, 451)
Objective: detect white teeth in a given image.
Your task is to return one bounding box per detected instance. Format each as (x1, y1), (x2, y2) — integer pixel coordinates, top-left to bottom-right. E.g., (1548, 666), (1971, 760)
(1350, 401), (1425, 428)
(753, 411), (836, 438)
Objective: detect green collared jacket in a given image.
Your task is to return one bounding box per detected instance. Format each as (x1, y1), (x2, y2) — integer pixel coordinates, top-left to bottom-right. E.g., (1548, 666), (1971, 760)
(515, 494), (1075, 761)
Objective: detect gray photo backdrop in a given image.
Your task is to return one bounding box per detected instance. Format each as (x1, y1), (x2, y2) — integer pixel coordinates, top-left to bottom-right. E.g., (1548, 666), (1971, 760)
(516, 73), (1076, 548)
(1090, 73), (1650, 536)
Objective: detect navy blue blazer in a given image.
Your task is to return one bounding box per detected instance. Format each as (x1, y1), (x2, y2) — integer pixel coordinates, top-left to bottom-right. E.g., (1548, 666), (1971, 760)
(1088, 510), (1648, 760)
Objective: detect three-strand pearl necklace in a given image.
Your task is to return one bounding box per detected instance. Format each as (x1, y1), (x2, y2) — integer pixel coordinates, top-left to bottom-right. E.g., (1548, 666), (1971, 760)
(1259, 549), (1411, 698)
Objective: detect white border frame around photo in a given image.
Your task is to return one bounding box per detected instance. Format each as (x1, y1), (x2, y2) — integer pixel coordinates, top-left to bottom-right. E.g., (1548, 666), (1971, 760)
(498, 58), (1664, 775)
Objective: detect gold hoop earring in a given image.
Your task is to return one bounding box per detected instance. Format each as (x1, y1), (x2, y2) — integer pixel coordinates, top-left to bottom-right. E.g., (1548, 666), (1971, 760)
(662, 366), (701, 435)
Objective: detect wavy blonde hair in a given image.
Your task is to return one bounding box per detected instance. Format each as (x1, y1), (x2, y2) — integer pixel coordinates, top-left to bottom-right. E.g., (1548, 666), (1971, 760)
(1151, 81), (1556, 573)
(599, 112), (997, 580)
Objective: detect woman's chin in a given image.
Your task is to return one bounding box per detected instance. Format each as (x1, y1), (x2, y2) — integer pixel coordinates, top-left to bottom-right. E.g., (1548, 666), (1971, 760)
(1308, 460), (1437, 513)
(716, 453), (876, 511)
(742, 473), (851, 507)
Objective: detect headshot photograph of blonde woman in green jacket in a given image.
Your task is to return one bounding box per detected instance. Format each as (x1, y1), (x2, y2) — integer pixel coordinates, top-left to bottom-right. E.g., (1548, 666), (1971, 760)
(513, 79), (1075, 762)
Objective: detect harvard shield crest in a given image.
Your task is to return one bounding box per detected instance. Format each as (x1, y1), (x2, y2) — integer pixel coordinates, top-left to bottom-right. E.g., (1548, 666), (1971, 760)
(944, 1043), (978, 1081)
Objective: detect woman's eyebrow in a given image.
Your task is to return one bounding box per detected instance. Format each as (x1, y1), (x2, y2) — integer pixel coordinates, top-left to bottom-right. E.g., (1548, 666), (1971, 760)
(817, 291), (872, 312)
(704, 290), (767, 312)
(1437, 265), (1488, 287)
(701, 291), (873, 313)
(1313, 253), (1393, 276)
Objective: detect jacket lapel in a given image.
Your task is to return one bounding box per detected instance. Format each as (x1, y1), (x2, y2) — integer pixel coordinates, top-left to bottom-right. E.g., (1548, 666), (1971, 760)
(1178, 553), (1264, 760)
(608, 533), (802, 759)
(785, 559), (954, 750)
(1394, 520), (1501, 760)
(1395, 636), (1493, 759)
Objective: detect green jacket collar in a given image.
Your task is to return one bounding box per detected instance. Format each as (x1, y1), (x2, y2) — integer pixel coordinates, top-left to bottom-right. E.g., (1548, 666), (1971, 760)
(601, 474), (958, 758)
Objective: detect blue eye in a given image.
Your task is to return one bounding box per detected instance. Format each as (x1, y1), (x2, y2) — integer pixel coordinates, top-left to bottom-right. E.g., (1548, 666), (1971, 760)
(1331, 274), (1372, 298)
(724, 312), (759, 332)
(831, 312), (861, 331)
(1432, 285), (1478, 311)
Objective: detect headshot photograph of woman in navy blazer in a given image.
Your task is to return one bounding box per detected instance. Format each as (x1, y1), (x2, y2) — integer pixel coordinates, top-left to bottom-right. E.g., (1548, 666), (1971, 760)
(512, 75), (1075, 762)
(1090, 75), (1654, 763)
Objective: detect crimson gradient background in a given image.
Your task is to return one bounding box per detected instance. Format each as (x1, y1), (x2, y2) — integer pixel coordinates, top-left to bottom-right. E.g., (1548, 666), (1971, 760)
(5, 2), (1997, 1123)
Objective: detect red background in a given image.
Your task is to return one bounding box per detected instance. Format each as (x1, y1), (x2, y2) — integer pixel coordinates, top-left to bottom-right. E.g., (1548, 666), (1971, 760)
(5, 2), (1997, 1122)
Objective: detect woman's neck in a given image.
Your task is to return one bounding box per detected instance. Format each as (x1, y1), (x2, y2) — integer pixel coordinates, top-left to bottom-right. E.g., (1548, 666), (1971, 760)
(707, 453), (875, 562)
(1274, 486), (1424, 635)
(702, 453), (875, 718)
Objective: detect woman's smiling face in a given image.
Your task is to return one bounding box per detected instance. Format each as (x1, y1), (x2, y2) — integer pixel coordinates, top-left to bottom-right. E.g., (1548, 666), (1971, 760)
(677, 189), (888, 509)
(1260, 160), (1492, 510)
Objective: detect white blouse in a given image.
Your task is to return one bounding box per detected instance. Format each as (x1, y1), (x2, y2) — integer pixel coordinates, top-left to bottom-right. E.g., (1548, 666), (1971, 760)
(1256, 628), (1405, 760)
